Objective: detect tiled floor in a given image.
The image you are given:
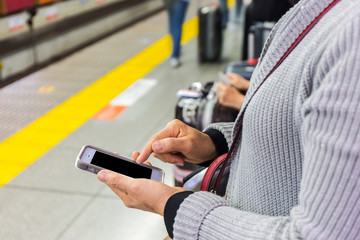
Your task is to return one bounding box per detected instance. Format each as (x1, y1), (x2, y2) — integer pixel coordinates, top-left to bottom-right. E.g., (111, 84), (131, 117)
(0, 2), (243, 239)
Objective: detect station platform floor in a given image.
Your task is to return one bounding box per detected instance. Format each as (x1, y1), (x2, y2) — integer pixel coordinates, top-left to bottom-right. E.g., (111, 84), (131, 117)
(0, 2), (243, 239)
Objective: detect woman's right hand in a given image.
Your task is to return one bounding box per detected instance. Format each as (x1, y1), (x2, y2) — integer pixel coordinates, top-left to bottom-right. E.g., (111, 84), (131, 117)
(135, 120), (218, 166)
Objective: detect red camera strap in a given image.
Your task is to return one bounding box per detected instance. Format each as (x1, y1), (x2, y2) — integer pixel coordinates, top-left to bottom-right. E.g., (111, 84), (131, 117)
(212, 0), (342, 194)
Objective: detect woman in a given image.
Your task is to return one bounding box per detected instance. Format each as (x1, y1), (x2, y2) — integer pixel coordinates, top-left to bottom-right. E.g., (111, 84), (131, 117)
(98, 0), (360, 239)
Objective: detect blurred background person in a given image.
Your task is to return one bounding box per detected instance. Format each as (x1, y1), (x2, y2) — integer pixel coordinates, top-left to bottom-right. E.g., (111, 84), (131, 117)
(163, 0), (190, 68)
(219, 0), (229, 29)
(217, 72), (249, 110)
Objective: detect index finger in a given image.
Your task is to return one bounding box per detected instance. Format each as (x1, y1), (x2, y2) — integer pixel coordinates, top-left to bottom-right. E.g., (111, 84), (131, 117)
(136, 120), (182, 163)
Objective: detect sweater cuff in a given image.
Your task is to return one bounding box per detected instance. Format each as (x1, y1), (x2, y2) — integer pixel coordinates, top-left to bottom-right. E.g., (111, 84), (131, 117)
(201, 129), (228, 167)
(173, 192), (229, 239)
(164, 191), (194, 238)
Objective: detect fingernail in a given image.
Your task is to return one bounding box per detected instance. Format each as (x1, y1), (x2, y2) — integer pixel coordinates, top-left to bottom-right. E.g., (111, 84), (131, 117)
(153, 141), (163, 152)
(175, 161), (184, 166)
(98, 171), (107, 182)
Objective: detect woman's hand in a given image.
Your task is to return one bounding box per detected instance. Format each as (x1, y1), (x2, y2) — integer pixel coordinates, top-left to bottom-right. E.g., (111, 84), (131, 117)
(226, 72), (250, 91)
(97, 170), (185, 216)
(217, 83), (245, 110)
(135, 120), (218, 166)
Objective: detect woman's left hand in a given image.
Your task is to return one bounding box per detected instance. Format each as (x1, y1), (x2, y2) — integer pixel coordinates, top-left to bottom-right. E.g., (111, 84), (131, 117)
(97, 170), (185, 216)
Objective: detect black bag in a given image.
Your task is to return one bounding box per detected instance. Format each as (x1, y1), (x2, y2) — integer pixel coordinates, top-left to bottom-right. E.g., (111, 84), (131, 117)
(198, 3), (222, 63)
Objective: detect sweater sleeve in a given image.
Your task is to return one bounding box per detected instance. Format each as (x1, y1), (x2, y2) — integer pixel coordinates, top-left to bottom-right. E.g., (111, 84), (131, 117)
(203, 122), (234, 149)
(171, 11), (360, 240)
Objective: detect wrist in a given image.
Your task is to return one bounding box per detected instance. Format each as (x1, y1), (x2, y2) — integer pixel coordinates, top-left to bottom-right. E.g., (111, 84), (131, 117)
(158, 187), (186, 216)
(235, 94), (245, 109)
(235, 79), (250, 91)
(243, 79), (250, 90)
(203, 134), (218, 161)
(203, 129), (228, 157)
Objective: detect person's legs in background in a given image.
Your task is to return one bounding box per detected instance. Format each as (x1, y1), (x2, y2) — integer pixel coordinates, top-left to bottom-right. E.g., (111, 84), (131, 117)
(219, 0), (229, 29)
(168, 0), (189, 67)
(163, 0), (174, 37)
(235, 0), (243, 18)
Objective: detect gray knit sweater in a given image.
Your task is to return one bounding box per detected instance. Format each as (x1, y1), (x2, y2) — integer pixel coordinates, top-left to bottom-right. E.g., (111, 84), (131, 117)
(173, 0), (360, 239)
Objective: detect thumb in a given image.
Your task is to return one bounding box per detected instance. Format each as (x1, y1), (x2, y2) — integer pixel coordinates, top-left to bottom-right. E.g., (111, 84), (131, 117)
(97, 170), (129, 189)
(97, 170), (110, 183)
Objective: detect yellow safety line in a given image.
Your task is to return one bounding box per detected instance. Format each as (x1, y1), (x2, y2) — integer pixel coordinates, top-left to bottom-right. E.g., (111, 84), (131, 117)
(0, 16), (199, 187)
(0, 0), (236, 186)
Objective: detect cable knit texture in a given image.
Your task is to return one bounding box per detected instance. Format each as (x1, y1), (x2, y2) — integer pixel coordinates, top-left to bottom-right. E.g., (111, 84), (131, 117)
(173, 0), (360, 239)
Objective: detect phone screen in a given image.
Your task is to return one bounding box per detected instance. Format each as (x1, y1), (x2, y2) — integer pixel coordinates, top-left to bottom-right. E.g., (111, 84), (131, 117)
(91, 151), (152, 179)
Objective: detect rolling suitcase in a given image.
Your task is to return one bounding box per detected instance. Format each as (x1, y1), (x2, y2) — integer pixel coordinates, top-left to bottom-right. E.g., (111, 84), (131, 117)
(198, 3), (222, 62)
(225, 21), (275, 81)
(248, 21), (274, 61)
(242, 0), (291, 60)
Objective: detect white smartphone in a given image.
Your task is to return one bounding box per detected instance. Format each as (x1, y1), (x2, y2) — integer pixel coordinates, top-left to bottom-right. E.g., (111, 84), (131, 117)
(75, 145), (165, 182)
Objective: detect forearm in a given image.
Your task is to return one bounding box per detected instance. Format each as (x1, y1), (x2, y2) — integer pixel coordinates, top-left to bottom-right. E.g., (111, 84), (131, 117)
(172, 192), (299, 240)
